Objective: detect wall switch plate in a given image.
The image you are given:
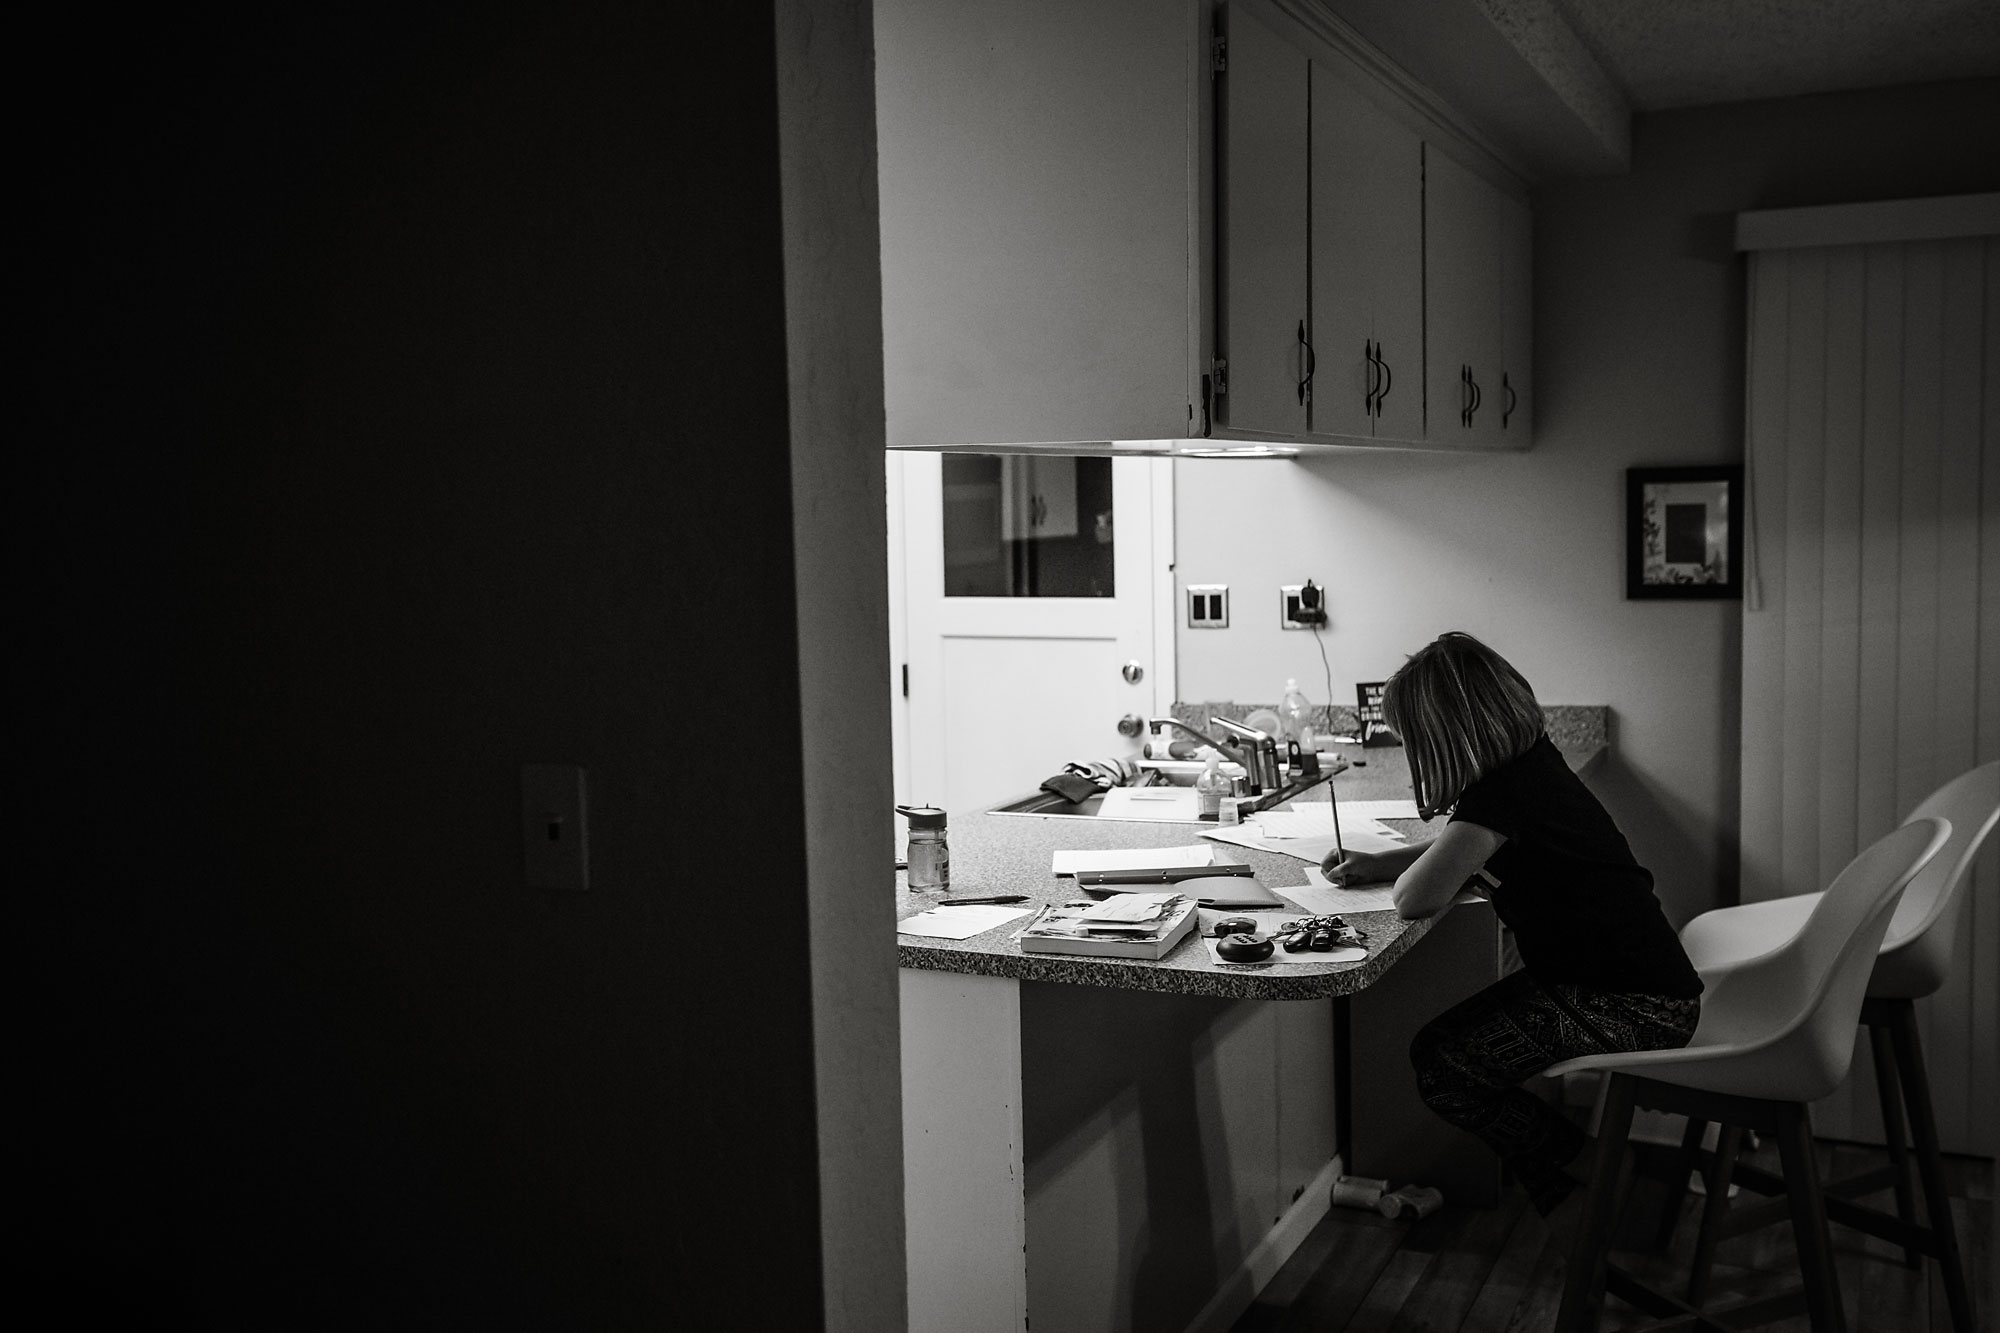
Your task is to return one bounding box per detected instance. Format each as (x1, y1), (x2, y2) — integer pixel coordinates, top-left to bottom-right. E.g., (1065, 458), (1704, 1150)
(1280, 582), (1327, 630)
(521, 763), (589, 891)
(1186, 584), (1229, 628)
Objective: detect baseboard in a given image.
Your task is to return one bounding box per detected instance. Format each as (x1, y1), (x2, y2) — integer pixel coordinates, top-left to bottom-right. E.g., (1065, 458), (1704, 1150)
(1182, 1155), (1344, 1333)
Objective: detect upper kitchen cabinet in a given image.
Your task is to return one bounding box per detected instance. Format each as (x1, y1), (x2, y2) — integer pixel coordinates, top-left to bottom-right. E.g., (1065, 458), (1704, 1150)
(875, 0), (1206, 449)
(1217, 0), (1534, 451)
(1306, 56), (1423, 442)
(1424, 147), (1531, 447)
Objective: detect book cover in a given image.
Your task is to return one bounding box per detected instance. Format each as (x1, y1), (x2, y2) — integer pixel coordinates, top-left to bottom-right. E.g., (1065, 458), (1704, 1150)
(1017, 893), (1200, 959)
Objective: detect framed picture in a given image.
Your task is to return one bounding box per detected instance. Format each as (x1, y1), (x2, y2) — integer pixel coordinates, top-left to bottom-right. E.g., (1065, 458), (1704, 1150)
(1626, 465), (1743, 600)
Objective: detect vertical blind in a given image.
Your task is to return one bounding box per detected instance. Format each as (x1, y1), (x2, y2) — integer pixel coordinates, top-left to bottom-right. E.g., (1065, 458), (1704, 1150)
(1739, 230), (1997, 1154)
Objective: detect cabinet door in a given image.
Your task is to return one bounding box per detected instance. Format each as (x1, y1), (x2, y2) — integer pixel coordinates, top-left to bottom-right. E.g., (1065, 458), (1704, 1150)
(1218, 1), (1308, 436)
(877, 0), (1199, 446)
(1498, 191), (1533, 442)
(1308, 62), (1422, 442)
(1424, 147), (1506, 446)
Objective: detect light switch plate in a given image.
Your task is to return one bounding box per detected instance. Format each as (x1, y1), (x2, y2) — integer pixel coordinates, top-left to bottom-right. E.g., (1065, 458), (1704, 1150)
(521, 763), (589, 891)
(1186, 584), (1229, 628)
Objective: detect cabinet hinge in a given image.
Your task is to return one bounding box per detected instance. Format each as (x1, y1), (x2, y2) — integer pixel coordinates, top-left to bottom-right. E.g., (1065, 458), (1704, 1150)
(1211, 35), (1227, 73)
(1210, 357), (1228, 395)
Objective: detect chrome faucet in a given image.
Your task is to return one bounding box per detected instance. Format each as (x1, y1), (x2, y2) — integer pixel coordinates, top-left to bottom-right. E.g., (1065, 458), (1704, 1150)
(1148, 717), (1282, 793)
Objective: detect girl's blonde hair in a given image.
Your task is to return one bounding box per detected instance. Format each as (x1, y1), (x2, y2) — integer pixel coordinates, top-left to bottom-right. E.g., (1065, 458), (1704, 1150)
(1383, 632), (1544, 819)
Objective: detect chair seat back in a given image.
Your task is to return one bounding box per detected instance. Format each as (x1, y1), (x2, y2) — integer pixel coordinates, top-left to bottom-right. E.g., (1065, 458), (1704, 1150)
(1872, 761), (2000, 998)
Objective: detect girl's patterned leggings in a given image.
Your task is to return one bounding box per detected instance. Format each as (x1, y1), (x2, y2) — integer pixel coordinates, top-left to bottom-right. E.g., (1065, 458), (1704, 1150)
(1408, 969), (1700, 1214)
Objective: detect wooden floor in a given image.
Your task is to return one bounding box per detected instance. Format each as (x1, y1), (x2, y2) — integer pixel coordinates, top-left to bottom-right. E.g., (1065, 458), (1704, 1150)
(1234, 1139), (1993, 1332)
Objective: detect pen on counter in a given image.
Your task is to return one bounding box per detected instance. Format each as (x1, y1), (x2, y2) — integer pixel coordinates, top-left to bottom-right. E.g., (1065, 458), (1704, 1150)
(937, 895), (1029, 905)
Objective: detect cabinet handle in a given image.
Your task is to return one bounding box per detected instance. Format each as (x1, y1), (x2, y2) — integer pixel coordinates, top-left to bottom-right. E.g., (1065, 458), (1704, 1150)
(1460, 365), (1471, 428)
(1376, 345), (1392, 416)
(1502, 372), (1517, 428)
(1297, 321), (1315, 405)
(1364, 340), (1377, 415)
(1468, 370), (1482, 424)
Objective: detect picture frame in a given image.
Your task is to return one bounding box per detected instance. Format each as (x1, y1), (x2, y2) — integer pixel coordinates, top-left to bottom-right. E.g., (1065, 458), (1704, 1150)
(1626, 465), (1744, 600)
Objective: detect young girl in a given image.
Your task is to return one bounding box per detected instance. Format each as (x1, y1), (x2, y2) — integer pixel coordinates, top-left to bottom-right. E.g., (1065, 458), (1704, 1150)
(1324, 632), (1702, 1223)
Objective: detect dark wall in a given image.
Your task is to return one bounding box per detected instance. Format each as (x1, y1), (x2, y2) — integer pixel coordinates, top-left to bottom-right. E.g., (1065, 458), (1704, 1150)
(27, 4), (823, 1323)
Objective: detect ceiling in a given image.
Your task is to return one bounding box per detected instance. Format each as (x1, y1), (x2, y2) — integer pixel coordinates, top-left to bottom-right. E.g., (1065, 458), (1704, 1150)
(1550, 0), (2000, 111)
(1321, 0), (2000, 180)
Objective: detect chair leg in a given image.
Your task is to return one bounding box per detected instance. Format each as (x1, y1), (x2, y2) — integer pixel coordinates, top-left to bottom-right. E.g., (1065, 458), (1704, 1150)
(1775, 1102), (1847, 1333)
(1557, 1071), (1637, 1333)
(1866, 1016), (1921, 1268)
(1652, 1115), (1706, 1252)
(1686, 1122), (1742, 1307)
(1886, 999), (1975, 1333)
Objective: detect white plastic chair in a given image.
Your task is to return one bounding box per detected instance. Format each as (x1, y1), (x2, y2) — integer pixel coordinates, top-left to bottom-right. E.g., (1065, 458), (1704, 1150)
(1539, 817), (1951, 1333)
(1671, 761), (1996, 1328)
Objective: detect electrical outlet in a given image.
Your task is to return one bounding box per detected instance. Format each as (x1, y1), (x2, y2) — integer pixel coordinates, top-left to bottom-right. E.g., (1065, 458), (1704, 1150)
(1280, 580), (1328, 630)
(1186, 584), (1228, 628)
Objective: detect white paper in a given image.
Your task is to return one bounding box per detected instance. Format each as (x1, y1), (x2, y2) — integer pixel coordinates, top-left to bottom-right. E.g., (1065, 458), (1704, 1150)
(1281, 866), (1482, 918)
(1095, 787), (1203, 822)
(1285, 867), (1402, 916)
(1078, 891), (1182, 923)
(1050, 844), (1213, 875)
(897, 904), (1036, 940)
(1200, 823), (1410, 865)
(1339, 799), (1423, 822)
(1252, 808), (1404, 842)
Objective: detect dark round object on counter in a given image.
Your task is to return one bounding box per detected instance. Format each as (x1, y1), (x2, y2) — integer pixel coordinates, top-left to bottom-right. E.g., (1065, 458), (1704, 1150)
(1217, 933), (1274, 962)
(1211, 916), (1259, 938)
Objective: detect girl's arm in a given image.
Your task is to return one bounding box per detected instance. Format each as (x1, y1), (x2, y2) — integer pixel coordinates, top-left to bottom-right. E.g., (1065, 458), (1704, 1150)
(1391, 820), (1506, 920)
(1321, 839), (1427, 885)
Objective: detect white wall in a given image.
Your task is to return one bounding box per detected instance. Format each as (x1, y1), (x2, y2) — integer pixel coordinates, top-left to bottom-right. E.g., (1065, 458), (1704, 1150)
(1175, 78), (2000, 925)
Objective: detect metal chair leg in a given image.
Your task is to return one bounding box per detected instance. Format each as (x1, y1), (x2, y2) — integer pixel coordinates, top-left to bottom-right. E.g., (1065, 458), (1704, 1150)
(1776, 1103), (1847, 1333)
(1557, 1071), (1638, 1333)
(1887, 999), (1975, 1332)
(1866, 1016), (1921, 1268)
(1652, 1114), (1706, 1252)
(1686, 1122), (1742, 1307)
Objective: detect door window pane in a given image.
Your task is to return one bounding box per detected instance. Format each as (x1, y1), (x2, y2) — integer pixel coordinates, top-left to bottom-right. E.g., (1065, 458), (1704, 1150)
(942, 455), (1114, 597)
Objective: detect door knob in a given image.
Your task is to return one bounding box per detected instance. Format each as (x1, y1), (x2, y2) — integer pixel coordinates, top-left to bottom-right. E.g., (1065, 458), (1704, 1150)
(1122, 660), (1145, 684)
(1117, 714), (1146, 738)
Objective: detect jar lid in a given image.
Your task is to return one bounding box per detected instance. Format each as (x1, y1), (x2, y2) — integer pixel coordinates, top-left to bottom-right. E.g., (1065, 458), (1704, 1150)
(896, 804), (947, 830)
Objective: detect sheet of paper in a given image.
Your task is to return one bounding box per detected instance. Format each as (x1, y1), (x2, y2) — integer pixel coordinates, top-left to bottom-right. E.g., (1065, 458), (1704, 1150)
(1280, 867), (1483, 918)
(1200, 823), (1410, 865)
(1252, 807), (1404, 842)
(1095, 787), (1202, 822)
(1284, 867), (1401, 915)
(1050, 844), (1214, 875)
(1079, 891), (1181, 923)
(897, 904), (1036, 940)
(1339, 799), (1423, 821)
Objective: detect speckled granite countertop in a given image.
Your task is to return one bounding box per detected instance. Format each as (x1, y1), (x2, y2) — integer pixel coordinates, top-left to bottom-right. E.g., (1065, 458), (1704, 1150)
(895, 735), (1604, 1001)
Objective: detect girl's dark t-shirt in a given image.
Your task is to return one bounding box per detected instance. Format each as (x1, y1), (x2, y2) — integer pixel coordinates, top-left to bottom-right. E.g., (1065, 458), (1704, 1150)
(1449, 735), (1703, 998)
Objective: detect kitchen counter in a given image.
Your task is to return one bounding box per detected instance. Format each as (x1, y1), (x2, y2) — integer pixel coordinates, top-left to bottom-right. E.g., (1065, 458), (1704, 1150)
(895, 739), (1602, 1001)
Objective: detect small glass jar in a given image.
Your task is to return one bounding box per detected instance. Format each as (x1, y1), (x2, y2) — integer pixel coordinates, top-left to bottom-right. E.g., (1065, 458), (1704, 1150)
(897, 804), (950, 891)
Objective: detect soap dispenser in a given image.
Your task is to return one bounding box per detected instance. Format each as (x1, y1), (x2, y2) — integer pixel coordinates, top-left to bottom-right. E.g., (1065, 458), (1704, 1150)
(1194, 749), (1231, 821)
(1279, 678), (1315, 751)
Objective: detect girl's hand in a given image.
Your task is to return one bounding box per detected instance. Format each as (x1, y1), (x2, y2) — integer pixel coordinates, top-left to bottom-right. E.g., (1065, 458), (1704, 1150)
(1321, 848), (1399, 886)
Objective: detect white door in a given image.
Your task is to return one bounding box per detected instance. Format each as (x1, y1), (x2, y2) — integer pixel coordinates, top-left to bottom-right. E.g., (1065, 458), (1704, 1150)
(888, 452), (1173, 816)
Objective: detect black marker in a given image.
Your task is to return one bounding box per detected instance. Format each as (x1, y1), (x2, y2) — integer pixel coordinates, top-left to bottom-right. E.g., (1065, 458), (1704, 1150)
(937, 895), (1029, 905)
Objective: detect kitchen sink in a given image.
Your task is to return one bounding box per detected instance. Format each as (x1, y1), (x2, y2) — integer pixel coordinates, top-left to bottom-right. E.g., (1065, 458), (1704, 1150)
(985, 758), (1343, 820)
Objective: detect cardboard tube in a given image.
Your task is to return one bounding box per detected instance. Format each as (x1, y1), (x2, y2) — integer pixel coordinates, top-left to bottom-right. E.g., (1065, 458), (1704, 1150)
(1327, 1174), (1388, 1210)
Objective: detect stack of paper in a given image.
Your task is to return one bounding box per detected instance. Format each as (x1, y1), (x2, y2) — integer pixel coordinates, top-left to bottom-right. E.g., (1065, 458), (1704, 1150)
(1017, 893), (1200, 959)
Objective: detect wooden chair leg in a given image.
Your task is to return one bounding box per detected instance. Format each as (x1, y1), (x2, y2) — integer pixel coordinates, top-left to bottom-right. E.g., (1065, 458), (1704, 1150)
(1557, 1071), (1637, 1333)
(1776, 1103), (1847, 1333)
(1652, 1114), (1706, 1251)
(1866, 1016), (1921, 1268)
(1686, 1122), (1742, 1307)
(1887, 999), (1975, 1333)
